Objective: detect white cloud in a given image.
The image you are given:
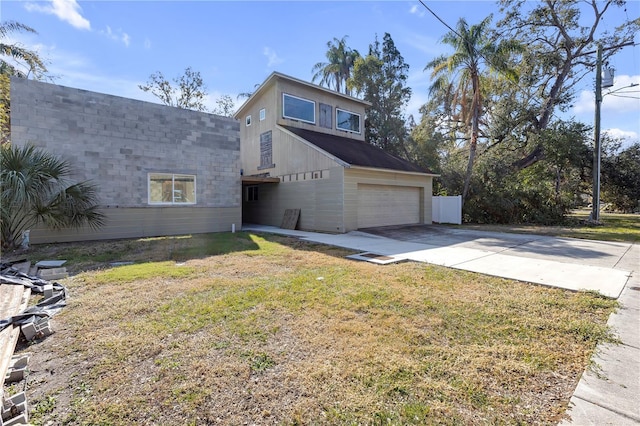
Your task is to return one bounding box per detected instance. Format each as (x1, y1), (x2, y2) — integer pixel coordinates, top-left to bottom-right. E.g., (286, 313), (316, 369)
(409, 4), (425, 17)
(603, 128), (638, 143)
(572, 74), (640, 115)
(263, 47), (283, 68)
(100, 26), (131, 47)
(25, 0), (91, 30)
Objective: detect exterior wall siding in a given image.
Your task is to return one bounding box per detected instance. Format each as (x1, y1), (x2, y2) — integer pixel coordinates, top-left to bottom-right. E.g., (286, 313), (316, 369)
(28, 207), (241, 244)
(238, 74), (365, 177)
(10, 78), (242, 242)
(344, 167), (433, 231)
(243, 166), (345, 233)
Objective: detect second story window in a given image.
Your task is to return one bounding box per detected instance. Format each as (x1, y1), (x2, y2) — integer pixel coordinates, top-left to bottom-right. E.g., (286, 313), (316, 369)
(336, 108), (361, 133)
(283, 93), (315, 124)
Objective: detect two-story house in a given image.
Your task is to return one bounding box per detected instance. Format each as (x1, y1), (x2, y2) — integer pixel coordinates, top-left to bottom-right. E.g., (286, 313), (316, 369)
(235, 72), (437, 233)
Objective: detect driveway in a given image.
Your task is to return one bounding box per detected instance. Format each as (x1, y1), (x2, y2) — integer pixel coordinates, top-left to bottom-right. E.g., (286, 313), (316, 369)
(245, 223), (636, 299)
(361, 224), (638, 273)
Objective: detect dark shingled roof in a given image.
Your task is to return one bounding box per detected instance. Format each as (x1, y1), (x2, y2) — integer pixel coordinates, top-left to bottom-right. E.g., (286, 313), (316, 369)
(281, 126), (433, 174)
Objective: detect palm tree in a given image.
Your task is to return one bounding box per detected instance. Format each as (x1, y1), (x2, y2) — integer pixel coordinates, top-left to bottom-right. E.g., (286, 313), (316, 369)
(1, 144), (105, 250)
(312, 36), (360, 95)
(0, 21), (47, 78)
(425, 16), (520, 204)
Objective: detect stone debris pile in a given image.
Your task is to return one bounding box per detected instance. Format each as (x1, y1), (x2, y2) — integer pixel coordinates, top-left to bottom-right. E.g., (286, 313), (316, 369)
(0, 259), (68, 425)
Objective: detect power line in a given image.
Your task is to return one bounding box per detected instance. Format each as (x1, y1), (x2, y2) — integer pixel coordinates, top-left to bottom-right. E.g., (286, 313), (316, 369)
(417, 0), (460, 39)
(608, 93), (640, 100)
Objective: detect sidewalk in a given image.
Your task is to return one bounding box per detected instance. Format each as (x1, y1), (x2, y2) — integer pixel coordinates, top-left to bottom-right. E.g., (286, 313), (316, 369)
(560, 269), (640, 425)
(242, 224), (640, 424)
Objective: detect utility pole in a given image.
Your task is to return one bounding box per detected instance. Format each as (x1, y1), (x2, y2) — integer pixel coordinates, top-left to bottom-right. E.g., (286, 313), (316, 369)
(590, 40), (634, 223)
(591, 44), (603, 223)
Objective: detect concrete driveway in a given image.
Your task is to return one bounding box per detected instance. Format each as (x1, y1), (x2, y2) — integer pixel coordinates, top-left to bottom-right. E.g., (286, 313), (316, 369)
(244, 224), (636, 298)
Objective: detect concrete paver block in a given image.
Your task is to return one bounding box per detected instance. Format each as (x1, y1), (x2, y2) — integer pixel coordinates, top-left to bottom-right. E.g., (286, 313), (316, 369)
(20, 318), (53, 341)
(4, 353), (30, 383)
(42, 284), (54, 299)
(1, 392), (27, 422)
(36, 267), (68, 280)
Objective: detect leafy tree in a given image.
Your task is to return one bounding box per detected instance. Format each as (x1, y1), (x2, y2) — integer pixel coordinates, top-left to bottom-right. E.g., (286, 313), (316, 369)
(497, 0), (639, 170)
(462, 119), (592, 224)
(312, 36), (360, 95)
(1, 144), (105, 250)
(1, 21), (49, 144)
(350, 33), (412, 158)
(139, 67), (208, 111)
(425, 16), (520, 204)
(0, 74), (9, 145)
(601, 142), (640, 212)
(0, 21), (48, 79)
(211, 94), (235, 117)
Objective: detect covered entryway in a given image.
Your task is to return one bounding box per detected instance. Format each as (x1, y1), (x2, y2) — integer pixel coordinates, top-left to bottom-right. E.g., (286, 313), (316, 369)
(357, 184), (420, 228)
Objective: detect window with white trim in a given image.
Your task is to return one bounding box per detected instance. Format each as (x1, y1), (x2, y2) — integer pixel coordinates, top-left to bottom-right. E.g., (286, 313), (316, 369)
(336, 108), (361, 133)
(245, 115), (252, 126)
(283, 93), (315, 124)
(148, 173), (196, 204)
(259, 108), (266, 121)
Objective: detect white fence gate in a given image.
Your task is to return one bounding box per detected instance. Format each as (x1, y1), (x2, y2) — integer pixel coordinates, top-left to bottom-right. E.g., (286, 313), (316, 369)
(432, 195), (462, 224)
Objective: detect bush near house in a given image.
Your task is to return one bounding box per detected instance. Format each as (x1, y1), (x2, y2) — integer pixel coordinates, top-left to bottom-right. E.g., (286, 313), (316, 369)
(0, 144), (104, 250)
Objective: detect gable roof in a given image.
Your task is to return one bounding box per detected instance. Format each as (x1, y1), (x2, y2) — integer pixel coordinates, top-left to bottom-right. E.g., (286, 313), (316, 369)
(281, 125), (435, 174)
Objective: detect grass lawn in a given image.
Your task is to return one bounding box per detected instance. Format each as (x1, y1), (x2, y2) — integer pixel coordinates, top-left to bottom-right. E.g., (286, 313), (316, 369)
(10, 232), (618, 425)
(460, 210), (640, 243)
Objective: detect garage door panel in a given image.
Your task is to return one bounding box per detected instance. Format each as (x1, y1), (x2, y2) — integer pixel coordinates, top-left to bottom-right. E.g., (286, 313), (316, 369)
(357, 184), (420, 228)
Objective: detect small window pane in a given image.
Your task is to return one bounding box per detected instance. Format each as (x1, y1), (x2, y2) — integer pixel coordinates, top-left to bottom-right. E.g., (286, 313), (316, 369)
(149, 173), (196, 205)
(246, 115), (251, 126)
(259, 108), (266, 121)
(336, 108), (361, 133)
(283, 94), (315, 124)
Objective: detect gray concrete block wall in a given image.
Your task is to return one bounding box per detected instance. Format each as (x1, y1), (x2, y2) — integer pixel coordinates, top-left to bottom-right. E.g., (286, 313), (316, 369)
(10, 77), (241, 208)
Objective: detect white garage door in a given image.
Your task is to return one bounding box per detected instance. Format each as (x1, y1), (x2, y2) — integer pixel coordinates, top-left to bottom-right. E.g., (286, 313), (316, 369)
(357, 184), (420, 228)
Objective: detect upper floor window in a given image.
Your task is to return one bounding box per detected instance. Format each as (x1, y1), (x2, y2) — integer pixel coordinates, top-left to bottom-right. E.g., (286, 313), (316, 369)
(336, 108), (361, 133)
(259, 108), (266, 121)
(246, 115), (252, 126)
(283, 93), (315, 124)
(148, 173), (196, 205)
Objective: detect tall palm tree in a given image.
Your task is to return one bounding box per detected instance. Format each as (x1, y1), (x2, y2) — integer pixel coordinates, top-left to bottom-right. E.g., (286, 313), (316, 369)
(0, 21), (47, 78)
(425, 16), (520, 204)
(312, 36), (360, 95)
(1, 144), (105, 250)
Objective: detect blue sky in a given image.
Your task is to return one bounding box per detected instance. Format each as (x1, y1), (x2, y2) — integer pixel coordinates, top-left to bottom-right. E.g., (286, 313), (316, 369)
(2, 0), (639, 143)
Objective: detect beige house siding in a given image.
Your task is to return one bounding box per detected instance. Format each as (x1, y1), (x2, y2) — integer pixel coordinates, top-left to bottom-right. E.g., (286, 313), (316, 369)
(237, 73), (367, 178)
(344, 167), (433, 231)
(243, 166), (345, 232)
(28, 206), (241, 244)
(241, 125), (342, 177)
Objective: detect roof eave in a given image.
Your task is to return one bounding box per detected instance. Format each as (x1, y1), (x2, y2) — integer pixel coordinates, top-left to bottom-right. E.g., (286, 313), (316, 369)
(349, 165), (440, 177)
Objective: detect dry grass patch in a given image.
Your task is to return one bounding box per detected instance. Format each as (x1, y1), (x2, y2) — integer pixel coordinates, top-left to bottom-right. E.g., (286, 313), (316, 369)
(12, 232), (617, 425)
